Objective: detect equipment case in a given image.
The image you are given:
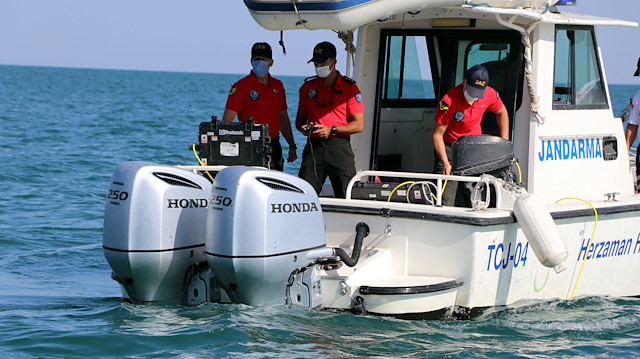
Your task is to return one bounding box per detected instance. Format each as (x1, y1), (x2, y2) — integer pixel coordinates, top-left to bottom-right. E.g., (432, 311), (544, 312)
(350, 181), (430, 204)
(196, 117), (271, 167)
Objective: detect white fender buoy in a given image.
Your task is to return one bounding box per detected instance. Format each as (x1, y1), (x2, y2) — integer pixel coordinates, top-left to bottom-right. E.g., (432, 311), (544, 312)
(513, 194), (568, 273)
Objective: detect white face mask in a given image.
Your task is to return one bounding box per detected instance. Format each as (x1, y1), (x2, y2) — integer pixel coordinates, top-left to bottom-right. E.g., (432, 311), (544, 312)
(315, 61), (333, 78)
(463, 87), (478, 104)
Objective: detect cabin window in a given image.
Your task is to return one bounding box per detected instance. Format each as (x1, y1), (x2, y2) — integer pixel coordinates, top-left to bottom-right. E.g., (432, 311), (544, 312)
(466, 43), (511, 74)
(462, 41), (521, 138)
(553, 26), (608, 110)
(373, 32), (439, 173)
(381, 35), (435, 102)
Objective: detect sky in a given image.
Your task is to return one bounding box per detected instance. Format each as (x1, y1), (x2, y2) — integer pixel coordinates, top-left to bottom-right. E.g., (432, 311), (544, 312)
(0, 1), (638, 83)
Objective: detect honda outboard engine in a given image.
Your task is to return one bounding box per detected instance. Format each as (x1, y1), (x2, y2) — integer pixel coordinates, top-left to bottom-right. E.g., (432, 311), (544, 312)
(205, 167), (326, 307)
(103, 162), (214, 305)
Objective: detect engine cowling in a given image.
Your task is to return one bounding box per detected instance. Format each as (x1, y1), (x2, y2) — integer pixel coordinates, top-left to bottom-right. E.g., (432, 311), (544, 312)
(205, 167), (326, 306)
(103, 162), (213, 304)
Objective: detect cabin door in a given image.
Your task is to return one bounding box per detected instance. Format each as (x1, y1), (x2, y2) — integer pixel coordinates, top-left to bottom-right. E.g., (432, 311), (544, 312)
(371, 29), (524, 173)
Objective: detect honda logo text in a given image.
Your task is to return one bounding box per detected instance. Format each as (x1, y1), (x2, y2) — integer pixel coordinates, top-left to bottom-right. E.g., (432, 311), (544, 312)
(271, 202), (319, 213)
(167, 198), (208, 209)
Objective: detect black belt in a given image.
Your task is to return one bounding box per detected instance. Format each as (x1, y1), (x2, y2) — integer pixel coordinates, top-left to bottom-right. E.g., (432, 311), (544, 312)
(309, 137), (350, 146)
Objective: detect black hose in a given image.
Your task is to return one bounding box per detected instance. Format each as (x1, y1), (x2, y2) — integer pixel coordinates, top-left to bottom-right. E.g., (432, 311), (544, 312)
(334, 222), (369, 267)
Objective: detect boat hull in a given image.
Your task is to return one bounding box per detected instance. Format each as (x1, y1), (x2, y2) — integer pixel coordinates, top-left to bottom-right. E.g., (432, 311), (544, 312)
(318, 198), (640, 315)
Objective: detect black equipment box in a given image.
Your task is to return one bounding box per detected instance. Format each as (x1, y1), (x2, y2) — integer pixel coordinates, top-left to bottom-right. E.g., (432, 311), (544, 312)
(197, 118), (271, 167)
(350, 181), (430, 204)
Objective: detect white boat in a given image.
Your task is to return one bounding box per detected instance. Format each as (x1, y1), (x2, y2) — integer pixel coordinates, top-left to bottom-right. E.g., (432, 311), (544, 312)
(103, 0), (640, 318)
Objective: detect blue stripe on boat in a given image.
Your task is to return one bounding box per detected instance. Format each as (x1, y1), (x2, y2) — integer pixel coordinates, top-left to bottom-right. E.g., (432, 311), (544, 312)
(244, 0), (374, 11)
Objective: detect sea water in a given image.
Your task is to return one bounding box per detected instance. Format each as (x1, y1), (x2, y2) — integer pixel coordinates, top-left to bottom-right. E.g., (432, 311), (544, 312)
(1, 65), (639, 358)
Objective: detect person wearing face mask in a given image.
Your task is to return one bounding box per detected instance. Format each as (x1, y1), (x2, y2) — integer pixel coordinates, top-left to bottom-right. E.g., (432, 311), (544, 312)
(223, 42), (297, 171)
(432, 64), (509, 206)
(295, 41), (365, 198)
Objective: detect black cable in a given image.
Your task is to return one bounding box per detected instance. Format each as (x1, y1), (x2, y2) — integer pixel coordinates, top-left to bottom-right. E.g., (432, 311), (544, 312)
(279, 31), (286, 55)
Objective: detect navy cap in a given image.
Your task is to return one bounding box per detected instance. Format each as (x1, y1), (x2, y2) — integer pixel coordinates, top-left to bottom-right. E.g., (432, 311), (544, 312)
(634, 57), (640, 77)
(251, 42), (272, 60)
(466, 65), (489, 99)
(308, 41), (337, 64)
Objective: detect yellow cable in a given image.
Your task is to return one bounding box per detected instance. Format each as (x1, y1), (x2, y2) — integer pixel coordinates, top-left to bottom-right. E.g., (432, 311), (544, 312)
(514, 158), (522, 184)
(192, 144), (215, 182)
(441, 179), (448, 196)
(555, 197), (598, 300)
(387, 178), (448, 203)
(387, 181), (415, 202)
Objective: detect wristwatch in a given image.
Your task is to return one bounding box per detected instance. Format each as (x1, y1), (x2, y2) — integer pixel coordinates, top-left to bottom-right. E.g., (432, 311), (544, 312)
(330, 126), (338, 136)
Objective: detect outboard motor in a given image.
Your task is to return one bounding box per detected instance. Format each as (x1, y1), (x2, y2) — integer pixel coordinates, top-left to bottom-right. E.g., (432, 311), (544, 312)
(452, 135), (516, 208)
(205, 167), (326, 308)
(452, 135), (514, 177)
(103, 162), (214, 305)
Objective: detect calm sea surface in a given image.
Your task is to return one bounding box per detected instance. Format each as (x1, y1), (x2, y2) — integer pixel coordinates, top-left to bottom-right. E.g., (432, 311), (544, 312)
(1, 65), (639, 358)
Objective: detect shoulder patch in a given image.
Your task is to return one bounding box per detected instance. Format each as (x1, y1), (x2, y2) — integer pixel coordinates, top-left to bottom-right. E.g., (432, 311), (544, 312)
(304, 75), (318, 82)
(228, 86), (237, 96)
(342, 75), (355, 84)
(439, 100), (449, 111)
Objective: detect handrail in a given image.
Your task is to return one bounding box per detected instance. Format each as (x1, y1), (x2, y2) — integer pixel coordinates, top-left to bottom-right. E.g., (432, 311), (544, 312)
(345, 170), (503, 207)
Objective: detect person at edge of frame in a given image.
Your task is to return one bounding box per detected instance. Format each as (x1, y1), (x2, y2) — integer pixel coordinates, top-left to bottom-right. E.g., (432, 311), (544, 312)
(624, 57), (640, 193)
(222, 42), (297, 171)
(432, 64), (510, 206)
(295, 41), (364, 198)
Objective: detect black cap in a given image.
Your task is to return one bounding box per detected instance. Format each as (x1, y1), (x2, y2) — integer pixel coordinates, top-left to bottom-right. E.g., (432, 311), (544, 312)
(308, 41), (337, 64)
(634, 57), (640, 77)
(466, 65), (489, 99)
(251, 42), (272, 60)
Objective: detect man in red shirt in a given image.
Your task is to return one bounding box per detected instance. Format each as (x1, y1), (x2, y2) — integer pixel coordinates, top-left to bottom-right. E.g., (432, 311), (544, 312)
(295, 41), (364, 198)
(223, 42), (297, 171)
(433, 64), (509, 205)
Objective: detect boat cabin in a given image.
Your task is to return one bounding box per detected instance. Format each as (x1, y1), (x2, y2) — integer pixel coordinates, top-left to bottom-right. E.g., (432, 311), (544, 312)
(248, 1), (638, 204)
